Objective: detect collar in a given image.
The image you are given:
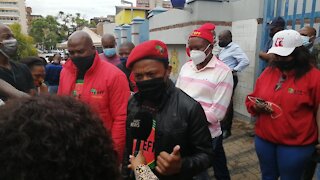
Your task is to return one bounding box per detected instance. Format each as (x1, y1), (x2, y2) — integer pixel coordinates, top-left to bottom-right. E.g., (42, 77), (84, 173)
(225, 42), (234, 49)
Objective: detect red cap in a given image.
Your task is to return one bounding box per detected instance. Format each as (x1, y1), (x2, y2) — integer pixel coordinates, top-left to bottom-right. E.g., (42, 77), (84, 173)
(126, 40), (168, 68)
(189, 23), (215, 43)
(198, 23), (216, 31)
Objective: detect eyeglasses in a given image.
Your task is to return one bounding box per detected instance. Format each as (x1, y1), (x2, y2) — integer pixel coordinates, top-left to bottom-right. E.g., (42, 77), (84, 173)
(274, 74), (287, 91)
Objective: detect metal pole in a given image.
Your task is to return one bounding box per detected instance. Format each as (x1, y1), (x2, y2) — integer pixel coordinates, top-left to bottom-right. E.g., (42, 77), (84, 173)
(131, 3), (133, 21)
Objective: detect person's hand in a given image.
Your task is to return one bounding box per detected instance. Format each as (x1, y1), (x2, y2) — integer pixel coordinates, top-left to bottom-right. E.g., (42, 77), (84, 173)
(128, 150), (147, 170)
(253, 101), (273, 114)
(156, 145), (182, 176)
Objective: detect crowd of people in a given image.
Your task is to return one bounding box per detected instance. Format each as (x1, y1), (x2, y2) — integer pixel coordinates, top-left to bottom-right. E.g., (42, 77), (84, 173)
(0, 15), (319, 180)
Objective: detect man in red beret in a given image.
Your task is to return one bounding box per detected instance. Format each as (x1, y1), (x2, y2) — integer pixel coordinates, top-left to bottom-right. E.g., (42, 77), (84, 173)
(122, 40), (213, 180)
(176, 26), (233, 180)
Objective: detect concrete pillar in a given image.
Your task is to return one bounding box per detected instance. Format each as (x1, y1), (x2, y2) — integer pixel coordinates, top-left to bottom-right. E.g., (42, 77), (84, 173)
(148, 6), (167, 18)
(114, 26), (121, 49)
(131, 17), (145, 45)
(120, 24), (130, 44)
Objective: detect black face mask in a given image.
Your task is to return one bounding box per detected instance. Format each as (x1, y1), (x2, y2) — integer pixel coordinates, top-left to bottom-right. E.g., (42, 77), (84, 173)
(71, 53), (95, 79)
(218, 41), (229, 48)
(273, 60), (296, 71)
(136, 77), (167, 103)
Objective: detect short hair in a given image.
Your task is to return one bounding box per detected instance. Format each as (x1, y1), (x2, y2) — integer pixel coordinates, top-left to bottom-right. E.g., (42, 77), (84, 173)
(20, 56), (45, 69)
(120, 41), (135, 50)
(0, 95), (120, 180)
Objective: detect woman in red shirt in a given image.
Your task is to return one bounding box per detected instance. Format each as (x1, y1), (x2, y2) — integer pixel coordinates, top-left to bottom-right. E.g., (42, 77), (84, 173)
(246, 29), (320, 180)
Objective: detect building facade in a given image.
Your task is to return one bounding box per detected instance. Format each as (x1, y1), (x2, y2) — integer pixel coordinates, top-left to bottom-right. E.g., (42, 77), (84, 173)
(0, 0), (28, 33)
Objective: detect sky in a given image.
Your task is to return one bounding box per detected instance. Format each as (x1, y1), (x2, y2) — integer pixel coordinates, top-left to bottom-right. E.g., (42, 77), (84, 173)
(25, 0), (132, 19)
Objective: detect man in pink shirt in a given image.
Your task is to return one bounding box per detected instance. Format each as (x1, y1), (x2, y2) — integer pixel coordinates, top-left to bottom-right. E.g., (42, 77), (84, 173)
(176, 24), (233, 180)
(99, 33), (120, 66)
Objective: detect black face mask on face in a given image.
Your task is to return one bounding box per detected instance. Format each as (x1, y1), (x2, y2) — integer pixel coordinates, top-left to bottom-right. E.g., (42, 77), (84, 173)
(273, 60), (296, 71)
(71, 53), (95, 79)
(136, 77), (167, 103)
(218, 41), (229, 48)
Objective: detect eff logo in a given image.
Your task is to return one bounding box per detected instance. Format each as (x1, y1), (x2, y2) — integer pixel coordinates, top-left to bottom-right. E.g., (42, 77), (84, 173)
(275, 38), (284, 47)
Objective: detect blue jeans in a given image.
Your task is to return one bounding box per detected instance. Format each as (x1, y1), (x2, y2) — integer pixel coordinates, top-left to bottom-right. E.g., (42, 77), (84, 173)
(195, 135), (230, 180)
(255, 136), (314, 180)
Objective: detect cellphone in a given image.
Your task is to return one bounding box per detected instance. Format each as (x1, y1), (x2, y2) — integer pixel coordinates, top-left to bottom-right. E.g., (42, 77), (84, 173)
(255, 98), (266, 105)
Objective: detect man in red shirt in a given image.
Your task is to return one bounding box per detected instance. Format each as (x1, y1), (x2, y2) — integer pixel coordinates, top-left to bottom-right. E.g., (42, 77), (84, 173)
(58, 31), (130, 161)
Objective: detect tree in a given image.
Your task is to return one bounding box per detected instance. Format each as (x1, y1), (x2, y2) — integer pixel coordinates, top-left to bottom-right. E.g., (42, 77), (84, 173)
(9, 23), (37, 61)
(29, 15), (64, 50)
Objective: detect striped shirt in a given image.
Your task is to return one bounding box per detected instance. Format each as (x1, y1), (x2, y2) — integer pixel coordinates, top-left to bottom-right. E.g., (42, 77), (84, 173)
(176, 57), (233, 138)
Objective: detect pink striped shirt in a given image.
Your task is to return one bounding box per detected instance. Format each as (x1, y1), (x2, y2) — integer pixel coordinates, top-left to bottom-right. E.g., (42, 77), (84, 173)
(176, 57), (233, 138)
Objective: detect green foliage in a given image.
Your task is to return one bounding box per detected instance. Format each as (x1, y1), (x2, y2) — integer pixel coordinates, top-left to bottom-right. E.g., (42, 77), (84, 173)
(29, 15), (63, 50)
(29, 12), (94, 50)
(9, 23), (37, 61)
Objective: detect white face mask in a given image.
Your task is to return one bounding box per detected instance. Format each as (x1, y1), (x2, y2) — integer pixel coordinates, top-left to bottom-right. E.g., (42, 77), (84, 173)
(301, 35), (312, 47)
(190, 44), (211, 65)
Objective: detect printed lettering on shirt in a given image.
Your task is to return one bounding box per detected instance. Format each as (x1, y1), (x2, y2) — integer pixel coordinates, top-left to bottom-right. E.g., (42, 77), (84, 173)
(132, 119), (156, 169)
(288, 88), (304, 95)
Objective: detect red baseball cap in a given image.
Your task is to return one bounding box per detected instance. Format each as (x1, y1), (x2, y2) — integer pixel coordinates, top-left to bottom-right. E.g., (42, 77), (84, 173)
(189, 24), (215, 43)
(126, 40), (169, 68)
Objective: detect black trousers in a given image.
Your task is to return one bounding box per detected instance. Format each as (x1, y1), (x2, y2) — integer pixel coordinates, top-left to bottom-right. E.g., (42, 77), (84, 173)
(221, 75), (238, 131)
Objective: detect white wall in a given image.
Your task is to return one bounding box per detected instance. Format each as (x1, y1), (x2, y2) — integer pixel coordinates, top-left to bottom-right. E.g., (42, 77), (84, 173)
(103, 23), (117, 36)
(232, 19), (259, 118)
(149, 9), (192, 44)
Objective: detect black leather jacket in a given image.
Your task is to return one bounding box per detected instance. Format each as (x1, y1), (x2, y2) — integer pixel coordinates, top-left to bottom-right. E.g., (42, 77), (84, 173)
(122, 80), (213, 180)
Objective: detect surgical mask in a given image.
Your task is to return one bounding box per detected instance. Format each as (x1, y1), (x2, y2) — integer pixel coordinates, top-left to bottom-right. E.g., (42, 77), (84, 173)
(103, 48), (116, 57)
(136, 77), (167, 103)
(190, 44), (211, 65)
(0, 38), (17, 58)
(301, 35), (311, 47)
(120, 57), (127, 63)
(71, 53), (95, 79)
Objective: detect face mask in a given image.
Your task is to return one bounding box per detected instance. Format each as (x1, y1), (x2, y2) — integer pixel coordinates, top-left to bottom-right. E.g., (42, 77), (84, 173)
(301, 35), (311, 47)
(136, 77), (167, 103)
(218, 41), (229, 48)
(120, 57), (127, 63)
(0, 38), (17, 58)
(103, 48), (116, 57)
(273, 60), (296, 71)
(71, 53), (95, 78)
(190, 44), (211, 65)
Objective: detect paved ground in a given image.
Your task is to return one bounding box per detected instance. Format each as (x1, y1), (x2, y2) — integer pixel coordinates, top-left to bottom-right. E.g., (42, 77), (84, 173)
(208, 118), (260, 180)
(208, 119), (317, 180)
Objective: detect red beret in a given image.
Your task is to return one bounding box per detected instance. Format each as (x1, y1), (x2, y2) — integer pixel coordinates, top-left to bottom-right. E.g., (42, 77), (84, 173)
(126, 40), (168, 68)
(189, 23), (215, 43)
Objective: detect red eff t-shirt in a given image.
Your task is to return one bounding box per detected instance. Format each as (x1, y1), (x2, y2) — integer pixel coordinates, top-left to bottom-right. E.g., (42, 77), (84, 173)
(132, 119), (156, 169)
(246, 67), (320, 145)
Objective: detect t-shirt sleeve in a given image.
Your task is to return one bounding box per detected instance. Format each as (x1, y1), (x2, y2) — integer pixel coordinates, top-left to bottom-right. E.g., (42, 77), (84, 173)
(22, 64), (35, 93)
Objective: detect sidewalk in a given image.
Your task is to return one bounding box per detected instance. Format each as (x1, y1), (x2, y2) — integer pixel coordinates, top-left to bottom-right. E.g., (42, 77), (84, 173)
(208, 119), (260, 180)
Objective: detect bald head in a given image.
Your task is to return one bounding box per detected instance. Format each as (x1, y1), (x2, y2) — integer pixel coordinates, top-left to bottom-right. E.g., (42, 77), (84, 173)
(299, 26), (317, 37)
(0, 23), (16, 60)
(67, 31), (95, 59)
(101, 33), (116, 49)
(299, 26), (317, 46)
(68, 31), (93, 47)
(119, 42), (135, 58)
(218, 30), (232, 47)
